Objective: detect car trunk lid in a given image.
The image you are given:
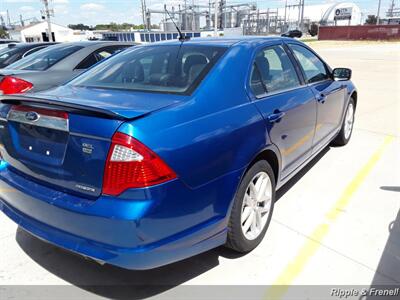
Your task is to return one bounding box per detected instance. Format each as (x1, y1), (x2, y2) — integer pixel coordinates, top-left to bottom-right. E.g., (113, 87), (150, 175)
(0, 86), (183, 198)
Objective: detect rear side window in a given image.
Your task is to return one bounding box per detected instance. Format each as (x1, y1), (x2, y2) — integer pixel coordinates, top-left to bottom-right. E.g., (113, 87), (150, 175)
(289, 44), (329, 83)
(0, 47), (22, 68)
(76, 45), (130, 70)
(250, 45), (300, 96)
(5, 44), (83, 71)
(71, 45), (226, 95)
(22, 46), (48, 58)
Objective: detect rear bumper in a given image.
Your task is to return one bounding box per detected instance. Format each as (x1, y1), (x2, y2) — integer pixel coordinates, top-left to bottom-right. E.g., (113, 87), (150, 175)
(0, 165), (240, 270)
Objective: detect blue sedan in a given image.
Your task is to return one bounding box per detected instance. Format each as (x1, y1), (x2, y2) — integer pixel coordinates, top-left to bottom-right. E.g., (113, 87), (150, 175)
(0, 37), (357, 270)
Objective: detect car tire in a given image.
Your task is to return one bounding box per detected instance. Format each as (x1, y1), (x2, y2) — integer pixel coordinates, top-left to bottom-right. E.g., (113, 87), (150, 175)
(331, 98), (355, 146)
(225, 160), (275, 253)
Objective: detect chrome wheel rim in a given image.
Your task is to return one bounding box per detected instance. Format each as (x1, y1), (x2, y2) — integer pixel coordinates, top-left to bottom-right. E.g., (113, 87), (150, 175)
(344, 103), (354, 139)
(241, 172), (272, 241)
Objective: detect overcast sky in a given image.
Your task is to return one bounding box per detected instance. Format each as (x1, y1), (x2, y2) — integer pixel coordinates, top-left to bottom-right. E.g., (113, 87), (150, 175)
(0, 1), (391, 27)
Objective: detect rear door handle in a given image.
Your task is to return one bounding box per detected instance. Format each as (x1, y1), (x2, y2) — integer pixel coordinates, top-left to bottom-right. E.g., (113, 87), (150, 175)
(267, 111), (285, 123)
(316, 93), (327, 103)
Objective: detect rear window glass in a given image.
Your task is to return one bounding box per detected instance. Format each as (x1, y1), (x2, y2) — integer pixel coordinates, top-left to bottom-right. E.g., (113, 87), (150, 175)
(70, 45), (227, 95)
(5, 44), (83, 71)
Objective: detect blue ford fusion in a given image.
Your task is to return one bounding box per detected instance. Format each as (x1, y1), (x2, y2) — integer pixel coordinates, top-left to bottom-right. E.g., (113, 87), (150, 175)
(0, 37), (357, 269)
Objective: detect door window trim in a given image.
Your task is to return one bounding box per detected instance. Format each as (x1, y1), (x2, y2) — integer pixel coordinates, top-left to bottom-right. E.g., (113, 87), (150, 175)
(74, 45), (127, 70)
(286, 42), (333, 85)
(247, 43), (304, 100)
(22, 46), (47, 58)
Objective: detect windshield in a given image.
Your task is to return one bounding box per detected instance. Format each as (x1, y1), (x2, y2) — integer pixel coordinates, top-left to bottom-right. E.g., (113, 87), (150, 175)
(6, 44), (83, 71)
(71, 44), (227, 95)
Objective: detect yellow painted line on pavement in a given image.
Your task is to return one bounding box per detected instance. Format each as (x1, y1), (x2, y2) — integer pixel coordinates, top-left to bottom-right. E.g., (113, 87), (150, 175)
(266, 135), (394, 299)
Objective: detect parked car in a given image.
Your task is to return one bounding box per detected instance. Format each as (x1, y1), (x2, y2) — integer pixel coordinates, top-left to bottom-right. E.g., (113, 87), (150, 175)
(0, 41), (136, 94)
(0, 39), (19, 44)
(0, 39), (20, 50)
(0, 42), (57, 68)
(0, 37), (356, 270)
(281, 29), (303, 38)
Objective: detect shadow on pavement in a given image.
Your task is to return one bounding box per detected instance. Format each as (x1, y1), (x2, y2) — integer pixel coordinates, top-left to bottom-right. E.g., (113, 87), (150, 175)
(380, 186), (400, 193)
(15, 146), (332, 299)
(368, 207), (400, 286)
(362, 207), (400, 300)
(16, 227), (222, 299)
(276, 146), (330, 201)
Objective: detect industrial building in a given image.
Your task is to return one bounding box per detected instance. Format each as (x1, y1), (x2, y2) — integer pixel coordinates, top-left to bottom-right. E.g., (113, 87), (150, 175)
(104, 1), (363, 43)
(244, 1), (362, 35)
(280, 2), (362, 26)
(102, 31), (202, 43)
(140, 1), (362, 37)
(8, 21), (97, 43)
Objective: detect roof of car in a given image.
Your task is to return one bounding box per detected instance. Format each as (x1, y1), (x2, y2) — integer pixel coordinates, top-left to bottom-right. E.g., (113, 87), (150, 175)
(9, 42), (57, 48)
(56, 41), (136, 47)
(144, 36), (297, 47)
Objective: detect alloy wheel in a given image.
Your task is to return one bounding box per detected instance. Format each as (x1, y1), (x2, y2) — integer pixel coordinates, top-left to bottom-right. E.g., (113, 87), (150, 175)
(240, 172), (273, 240)
(344, 102), (354, 139)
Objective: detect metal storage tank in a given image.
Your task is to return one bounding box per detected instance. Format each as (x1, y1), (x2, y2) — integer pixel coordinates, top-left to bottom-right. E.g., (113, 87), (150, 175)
(237, 9), (250, 27)
(163, 21), (179, 32)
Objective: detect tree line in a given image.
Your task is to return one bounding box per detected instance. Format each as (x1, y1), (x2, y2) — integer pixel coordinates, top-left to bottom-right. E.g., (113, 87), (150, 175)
(68, 23), (159, 31)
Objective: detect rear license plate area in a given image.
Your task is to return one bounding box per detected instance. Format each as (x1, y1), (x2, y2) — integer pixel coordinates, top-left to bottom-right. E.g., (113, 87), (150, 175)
(7, 106), (69, 165)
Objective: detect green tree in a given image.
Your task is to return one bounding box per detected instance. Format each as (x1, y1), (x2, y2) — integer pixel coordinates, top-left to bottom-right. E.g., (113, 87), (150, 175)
(308, 23), (319, 37)
(0, 28), (9, 39)
(365, 15), (377, 25)
(68, 24), (92, 30)
(93, 23), (158, 31)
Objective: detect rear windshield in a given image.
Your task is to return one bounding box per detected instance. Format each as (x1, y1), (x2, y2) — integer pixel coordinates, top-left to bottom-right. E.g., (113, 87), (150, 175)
(70, 45), (227, 95)
(5, 44), (83, 71)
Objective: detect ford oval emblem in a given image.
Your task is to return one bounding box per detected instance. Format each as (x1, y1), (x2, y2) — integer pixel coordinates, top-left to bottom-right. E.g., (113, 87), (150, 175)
(25, 111), (40, 122)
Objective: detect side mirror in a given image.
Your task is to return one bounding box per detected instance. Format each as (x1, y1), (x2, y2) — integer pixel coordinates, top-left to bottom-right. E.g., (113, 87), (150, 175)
(332, 68), (352, 81)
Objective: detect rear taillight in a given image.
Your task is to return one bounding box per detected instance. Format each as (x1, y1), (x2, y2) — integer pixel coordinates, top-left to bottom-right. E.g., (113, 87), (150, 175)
(0, 76), (33, 95)
(103, 132), (177, 196)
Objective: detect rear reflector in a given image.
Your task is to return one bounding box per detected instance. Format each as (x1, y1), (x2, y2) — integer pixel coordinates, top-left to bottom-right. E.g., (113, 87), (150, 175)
(0, 76), (33, 95)
(103, 132), (177, 196)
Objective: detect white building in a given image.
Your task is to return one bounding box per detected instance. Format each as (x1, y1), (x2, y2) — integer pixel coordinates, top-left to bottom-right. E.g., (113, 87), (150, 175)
(10, 21), (76, 43)
(275, 2), (362, 27)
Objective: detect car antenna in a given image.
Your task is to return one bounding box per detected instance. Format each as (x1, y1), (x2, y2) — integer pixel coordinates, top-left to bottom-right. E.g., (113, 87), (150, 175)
(164, 5), (190, 42)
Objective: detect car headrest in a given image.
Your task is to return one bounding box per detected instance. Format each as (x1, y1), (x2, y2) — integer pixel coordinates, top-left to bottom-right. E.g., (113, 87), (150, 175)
(255, 54), (270, 80)
(183, 55), (208, 75)
(122, 61), (144, 83)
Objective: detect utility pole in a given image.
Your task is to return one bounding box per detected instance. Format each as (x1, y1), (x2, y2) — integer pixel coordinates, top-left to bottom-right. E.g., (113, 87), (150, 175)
(300, 0), (305, 30)
(141, 0), (147, 30)
(284, 0), (288, 24)
(214, 0), (218, 36)
(296, 0), (305, 29)
(387, 0), (395, 17)
(19, 14), (24, 27)
(184, 0), (187, 30)
(377, 0), (382, 24)
(42, 0), (54, 42)
(7, 10), (11, 27)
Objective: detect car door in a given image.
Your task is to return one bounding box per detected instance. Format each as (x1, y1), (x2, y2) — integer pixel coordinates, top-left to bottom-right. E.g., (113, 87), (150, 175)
(248, 44), (317, 179)
(287, 43), (346, 152)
